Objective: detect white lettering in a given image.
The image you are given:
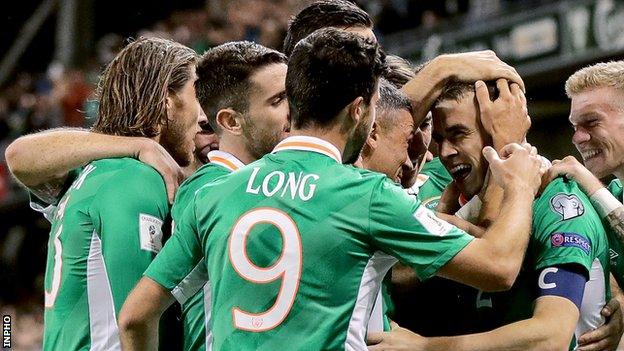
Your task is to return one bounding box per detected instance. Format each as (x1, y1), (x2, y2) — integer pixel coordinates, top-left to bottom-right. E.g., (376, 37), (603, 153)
(281, 172), (302, 200)
(247, 169), (319, 201)
(299, 174), (319, 201)
(245, 167), (262, 194)
(263, 171), (285, 197)
(538, 267), (559, 289)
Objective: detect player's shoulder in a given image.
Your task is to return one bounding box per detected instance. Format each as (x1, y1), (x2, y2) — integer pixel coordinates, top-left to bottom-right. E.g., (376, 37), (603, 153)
(179, 163), (230, 195)
(534, 176), (601, 225)
(92, 157), (166, 195)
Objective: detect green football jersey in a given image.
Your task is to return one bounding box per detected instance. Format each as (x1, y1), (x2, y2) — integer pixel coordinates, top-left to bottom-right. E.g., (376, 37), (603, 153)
(43, 158), (169, 350)
(412, 157), (452, 210)
(606, 179), (624, 289)
(146, 136), (474, 350)
(169, 151), (245, 351)
(474, 178), (610, 350)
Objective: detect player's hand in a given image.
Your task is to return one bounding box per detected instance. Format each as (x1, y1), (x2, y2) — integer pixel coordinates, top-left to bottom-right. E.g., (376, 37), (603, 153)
(544, 156), (604, 196)
(436, 50), (525, 92)
(367, 321), (426, 351)
(484, 143), (543, 197)
(475, 79), (530, 152)
(136, 138), (185, 204)
(577, 297), (623, 351)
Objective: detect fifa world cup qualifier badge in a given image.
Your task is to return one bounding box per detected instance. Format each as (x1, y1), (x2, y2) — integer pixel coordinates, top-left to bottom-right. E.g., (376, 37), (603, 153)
(3, 315), (10, 348)
(549, 193), (585, 220)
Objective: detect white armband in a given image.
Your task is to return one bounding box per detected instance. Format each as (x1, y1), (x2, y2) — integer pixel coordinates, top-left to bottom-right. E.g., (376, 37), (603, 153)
(590, 187), (622, 218)
(455, 195), (482, 222)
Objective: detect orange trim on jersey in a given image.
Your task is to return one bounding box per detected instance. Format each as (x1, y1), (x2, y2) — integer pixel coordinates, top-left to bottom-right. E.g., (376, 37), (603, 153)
(210, 156), (240, 171)
(274, 141), (341, 162)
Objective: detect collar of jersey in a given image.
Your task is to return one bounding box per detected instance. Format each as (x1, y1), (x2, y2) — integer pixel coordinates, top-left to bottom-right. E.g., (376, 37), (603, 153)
(272, 136), (342, 163)
(207, 150), (246, 172)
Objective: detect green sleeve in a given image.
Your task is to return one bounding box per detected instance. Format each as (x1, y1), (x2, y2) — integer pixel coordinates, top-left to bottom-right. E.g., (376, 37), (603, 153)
(145, 195), (205, 304)
(531, 179), (601, 274)
(418, 157), (452, 210)
(89, 165), (170, 314)
(368, 178), (473, 280)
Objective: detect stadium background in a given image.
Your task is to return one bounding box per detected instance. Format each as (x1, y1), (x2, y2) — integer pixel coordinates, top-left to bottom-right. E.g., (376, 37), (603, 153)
(0, 0), (622, 349)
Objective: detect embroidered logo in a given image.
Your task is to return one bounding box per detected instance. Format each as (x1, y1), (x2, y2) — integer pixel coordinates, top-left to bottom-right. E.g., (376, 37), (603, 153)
(550, 232), (591, 254)
(550, 193), (585, 220)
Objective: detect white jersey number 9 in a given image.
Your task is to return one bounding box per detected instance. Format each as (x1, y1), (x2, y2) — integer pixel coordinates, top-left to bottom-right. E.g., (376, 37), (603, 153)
(229, 208), (303, 332)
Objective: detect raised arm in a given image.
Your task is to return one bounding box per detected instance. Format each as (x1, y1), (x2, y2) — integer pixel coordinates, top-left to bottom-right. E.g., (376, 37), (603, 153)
(5, 128), (183, 203)
(438, 143), (543, 291)
(401, 51), (525, 126)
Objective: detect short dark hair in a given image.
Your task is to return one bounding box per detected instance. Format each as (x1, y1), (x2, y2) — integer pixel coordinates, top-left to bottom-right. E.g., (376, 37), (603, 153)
(196, 41), (287, 134)
(382, 55), (415, 89)
(287, 27), (385, 130)
(283, 0), (373, 56)
(377, 78), (412, 131)
(435, 80), (499, 106)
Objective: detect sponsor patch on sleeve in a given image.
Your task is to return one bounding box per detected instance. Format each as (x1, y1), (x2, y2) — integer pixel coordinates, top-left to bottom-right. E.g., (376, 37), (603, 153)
(139, 213), (164, 253)
(549, 193), (585, 220)
(413, 206), (453, 237)
(550, 232), (591, 254)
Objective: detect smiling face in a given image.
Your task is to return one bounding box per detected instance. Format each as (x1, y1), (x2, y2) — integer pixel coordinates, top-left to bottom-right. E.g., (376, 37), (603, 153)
(432, 93), (490, 199)
(369, 108), (415, 183)
(570, 86), (624, 179)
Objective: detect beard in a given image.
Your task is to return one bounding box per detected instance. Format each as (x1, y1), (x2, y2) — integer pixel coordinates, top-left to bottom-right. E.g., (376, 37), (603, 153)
(160, 118), (193, 167)
(241, 118), (284, 160)
(343, 113), (373, 165)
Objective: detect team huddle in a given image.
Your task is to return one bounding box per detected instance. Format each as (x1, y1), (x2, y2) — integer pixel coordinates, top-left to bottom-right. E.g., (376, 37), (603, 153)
(7, 0), (624, 350)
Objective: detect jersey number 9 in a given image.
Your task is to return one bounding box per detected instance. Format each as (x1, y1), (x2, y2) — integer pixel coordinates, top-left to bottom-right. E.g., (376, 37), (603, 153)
(228, 208), (303, 332)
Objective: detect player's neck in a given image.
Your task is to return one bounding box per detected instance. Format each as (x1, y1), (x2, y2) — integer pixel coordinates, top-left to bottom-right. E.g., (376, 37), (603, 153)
(218, 138), (253, 165)
(289, 128), (347, 157)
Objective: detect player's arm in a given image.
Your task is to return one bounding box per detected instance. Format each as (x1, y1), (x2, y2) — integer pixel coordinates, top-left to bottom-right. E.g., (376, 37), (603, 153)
(369, 266), (583, 351)
(119, 277), (174, 351)
(372, 144), (542, 292)
(89, 165), (171, 314)
(437, 144), (543, 291)
(119, 191), (205, 350)
(546, 156), (624, 248)
(401, 50), (524, 126)
(4, 128), (183, 203)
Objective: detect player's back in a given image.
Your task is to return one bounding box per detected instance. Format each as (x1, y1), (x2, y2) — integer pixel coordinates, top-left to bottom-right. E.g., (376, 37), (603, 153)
(192, 136), (472, 350)
(43, 158), (168, 350)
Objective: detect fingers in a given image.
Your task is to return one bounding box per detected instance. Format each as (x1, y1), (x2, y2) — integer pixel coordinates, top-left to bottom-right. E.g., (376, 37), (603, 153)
(603, 297), (621, 317)
(496, 78), (511, 98)
(475, 80), (491, 105)
(498, 142), (525, 159)
(576, 338), (610, 351)
(482, 146), (502, 165)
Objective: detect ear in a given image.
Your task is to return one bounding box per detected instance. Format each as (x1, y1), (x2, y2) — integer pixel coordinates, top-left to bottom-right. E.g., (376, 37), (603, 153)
(216, 108), (243, 136)
(165, 94), (174, 122)
(360, 121), (379, 158)
(347, 96), (365, 126)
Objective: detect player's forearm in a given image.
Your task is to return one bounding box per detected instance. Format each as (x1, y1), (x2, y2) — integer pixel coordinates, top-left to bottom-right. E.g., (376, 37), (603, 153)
(5, 128), (150, 187)
(477, 180), (504, 227)
(426, 317), (568, 351)
(479, 184), (534, 285)
(400, 57), (449, 125)
(589, 188), (624, 246)
(119, 278), (174, 351)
